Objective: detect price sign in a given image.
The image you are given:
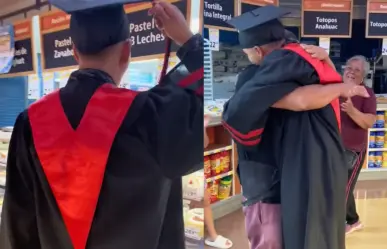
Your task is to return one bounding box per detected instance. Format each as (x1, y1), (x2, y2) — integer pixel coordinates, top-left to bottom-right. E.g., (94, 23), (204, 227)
(366, 1), (387, 38)
(302, 0), (353, 37)
(240, 0), (279, 14)
(209, 28), (219, 51)
(203, 0), (238, 30)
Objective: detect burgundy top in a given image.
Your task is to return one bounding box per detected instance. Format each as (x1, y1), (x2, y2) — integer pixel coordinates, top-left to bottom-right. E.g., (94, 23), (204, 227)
(340, 86), (377, 152)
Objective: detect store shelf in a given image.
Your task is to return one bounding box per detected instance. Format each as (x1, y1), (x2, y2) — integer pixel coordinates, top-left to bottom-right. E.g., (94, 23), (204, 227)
(206, 170), (233, 183)
(204, 144), (232, 156)
(361, 168), (387, 172)
(368, 148), (387, 152)
(369, 128), (387, 131)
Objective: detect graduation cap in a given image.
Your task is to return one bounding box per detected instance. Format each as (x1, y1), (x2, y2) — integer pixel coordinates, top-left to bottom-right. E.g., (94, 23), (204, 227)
(48, 0), (152, 55)
(227, 5), (291, 49)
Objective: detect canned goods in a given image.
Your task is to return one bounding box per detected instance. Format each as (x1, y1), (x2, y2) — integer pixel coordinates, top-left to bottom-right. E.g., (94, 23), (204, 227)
(376, 132), (384, 148)
(368, 152), (375, 168)
(376, 111), (385, 128)
(375, 151), (383, 168)
(369, 132), (376, 148)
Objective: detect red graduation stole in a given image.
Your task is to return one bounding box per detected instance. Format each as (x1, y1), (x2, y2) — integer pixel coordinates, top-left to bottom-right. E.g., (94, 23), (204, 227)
(28, 84), (138, 249)
(283, 43), (343, 130)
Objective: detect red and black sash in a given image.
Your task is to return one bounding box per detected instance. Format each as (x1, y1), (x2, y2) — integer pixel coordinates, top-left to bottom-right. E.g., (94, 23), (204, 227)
(28, 84), (138, 249)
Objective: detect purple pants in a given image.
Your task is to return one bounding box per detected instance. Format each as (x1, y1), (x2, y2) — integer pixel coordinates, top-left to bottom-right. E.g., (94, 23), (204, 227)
(243, 202), (282, 249)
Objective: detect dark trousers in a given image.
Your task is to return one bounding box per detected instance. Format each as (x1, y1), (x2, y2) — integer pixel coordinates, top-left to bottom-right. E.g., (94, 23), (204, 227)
(346, 149), (366, 225)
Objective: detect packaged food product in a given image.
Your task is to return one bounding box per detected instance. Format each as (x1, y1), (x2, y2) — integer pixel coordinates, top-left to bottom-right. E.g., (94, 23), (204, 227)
(369, 132), (376, 148)
(210, 153), (221, 176)
(376, 111), (385, 128)
(383, 152), (387, 168)
(184, 208), (204, 241)
(204, 156), (211, 178)
(376, 131), (385, 148)
(218, 176), (232, 200)
(218, 152), (225, 172)
(375, 151), (383, 168)
(208, 181), (219, 203)
(368, 152), (375, 168)
(221, 151), (231, 173)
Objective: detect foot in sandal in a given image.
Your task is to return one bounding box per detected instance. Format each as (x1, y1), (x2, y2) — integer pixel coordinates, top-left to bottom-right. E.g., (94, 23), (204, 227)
(205, 235), (233, 249)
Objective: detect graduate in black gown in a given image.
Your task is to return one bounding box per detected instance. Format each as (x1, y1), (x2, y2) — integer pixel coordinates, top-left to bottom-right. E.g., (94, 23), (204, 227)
(0, 1), (203, 249)
(222, 6), (369, 249)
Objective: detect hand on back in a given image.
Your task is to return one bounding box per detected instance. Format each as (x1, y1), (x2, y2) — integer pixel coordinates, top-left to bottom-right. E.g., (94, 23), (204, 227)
(301, 44), (329, 61)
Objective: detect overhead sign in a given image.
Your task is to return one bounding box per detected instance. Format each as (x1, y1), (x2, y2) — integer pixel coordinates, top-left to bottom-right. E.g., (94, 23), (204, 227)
(302, 0), (353, 37)
(0, 25), (14, 74)
(40, 11), (76, 71)
(366, 0), (387, 38)
(125, 0), (190, 61)
(4, 19), (35, 76)
(240, 0), (279, 14)
(203, 0), (237, 31)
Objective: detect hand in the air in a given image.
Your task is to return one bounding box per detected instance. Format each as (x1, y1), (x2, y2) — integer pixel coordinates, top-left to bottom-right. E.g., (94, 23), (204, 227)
(149, 0), (193, 46)
(341, 83), (370, 98)
(204, 115), (210, 148)
(341, 98), (356, 114)
(301, 44), (329, 61)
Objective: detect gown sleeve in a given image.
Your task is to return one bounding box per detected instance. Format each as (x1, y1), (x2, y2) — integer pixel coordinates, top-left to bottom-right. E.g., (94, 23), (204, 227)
(0, 112), (40, 249)
(222, 49), (316, 149)
(134, 34), (204, 179)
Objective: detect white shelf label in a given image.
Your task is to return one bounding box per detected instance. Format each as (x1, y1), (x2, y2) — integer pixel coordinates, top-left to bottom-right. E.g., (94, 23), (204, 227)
(209, 29), (219, 51)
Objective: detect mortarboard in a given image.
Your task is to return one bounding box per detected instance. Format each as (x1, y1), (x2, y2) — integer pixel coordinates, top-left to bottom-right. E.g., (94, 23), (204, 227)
(227, 5), (291, 49)
(48, 0), (152, 55)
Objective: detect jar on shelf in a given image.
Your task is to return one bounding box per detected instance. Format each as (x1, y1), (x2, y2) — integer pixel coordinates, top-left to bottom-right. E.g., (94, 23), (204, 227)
(375, 151), (383, 168)
(375, 131), (385, 148)
(218, 176), (232, 200)
(376, 111), (385, 128)
(368, 152), (375, 168)
(369, 132), (376, 148)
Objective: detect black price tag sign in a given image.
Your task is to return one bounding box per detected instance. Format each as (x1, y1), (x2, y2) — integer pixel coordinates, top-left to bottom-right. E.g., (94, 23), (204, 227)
(240, 0), (278, 14)
(203, 0), (237, 30)
(40, 11), (76, 71)
(126, 0), (190, 61)
(366, 1), (387, 38)
(302, 0), (353, 37)
(2, 20), (36, 76)
(7, 39), (34, 75)
(42, 29), (76, 70)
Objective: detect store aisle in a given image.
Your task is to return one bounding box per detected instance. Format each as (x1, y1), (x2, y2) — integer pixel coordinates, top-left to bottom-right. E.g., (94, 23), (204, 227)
(205, 180), (387, 249)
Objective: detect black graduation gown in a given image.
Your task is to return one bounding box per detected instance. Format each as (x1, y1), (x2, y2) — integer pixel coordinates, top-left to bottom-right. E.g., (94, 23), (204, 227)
(223, 43), (347, 249)
(0, 35), (203, 249)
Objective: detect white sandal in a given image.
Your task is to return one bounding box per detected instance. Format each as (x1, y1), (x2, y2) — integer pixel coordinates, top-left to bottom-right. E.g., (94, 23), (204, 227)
(205, 235), (233, 249)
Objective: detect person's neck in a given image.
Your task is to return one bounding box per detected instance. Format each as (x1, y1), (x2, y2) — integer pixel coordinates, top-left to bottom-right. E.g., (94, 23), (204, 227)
(78, 64), (120, 86)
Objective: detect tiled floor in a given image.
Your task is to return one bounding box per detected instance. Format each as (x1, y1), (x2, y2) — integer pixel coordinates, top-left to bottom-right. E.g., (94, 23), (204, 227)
(205, 180), (387, 249)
